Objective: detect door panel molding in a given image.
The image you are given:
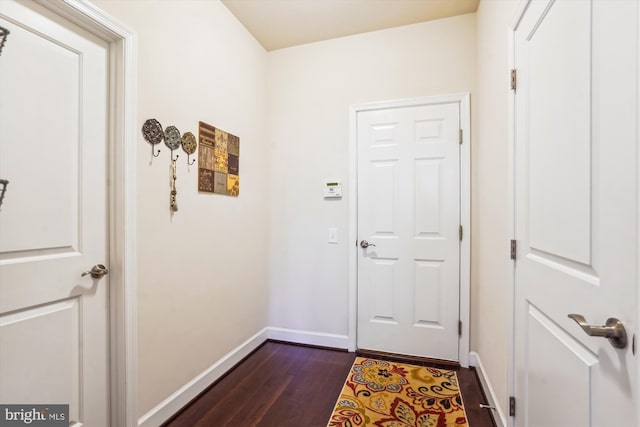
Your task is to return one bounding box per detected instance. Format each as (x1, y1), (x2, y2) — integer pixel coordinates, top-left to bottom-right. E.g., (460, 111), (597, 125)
(32, 1), (138, 426)
(348, 93), (471, 367)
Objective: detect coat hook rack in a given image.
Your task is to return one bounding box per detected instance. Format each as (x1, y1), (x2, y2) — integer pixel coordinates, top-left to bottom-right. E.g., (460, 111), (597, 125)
(182, 132), (197, 165)
(142, 118), (163, 157)
(142, 118), (199, 213)
(142, 119), (198, 164)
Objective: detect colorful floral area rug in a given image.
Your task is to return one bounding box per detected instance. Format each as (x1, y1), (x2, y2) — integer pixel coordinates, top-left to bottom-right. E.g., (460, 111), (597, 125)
(327, 357), (468, 427)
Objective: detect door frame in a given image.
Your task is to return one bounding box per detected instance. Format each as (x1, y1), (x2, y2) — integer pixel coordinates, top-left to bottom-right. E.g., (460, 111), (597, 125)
(348, 93), (471, 367)
(507, 2), (640, 426)
(30, 1), (138, 426)
(506, 5), (521, 426)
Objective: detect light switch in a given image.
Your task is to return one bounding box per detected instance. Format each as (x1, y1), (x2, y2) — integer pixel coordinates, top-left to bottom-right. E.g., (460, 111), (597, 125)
(328, 227), (338, 244)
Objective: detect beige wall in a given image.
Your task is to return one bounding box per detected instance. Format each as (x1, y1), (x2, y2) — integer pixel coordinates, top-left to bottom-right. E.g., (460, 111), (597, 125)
(89, 0), (519, 422)
(266, 15), (476, 335)
(91, 0), (269, 415)
(472, 0), (518, 415)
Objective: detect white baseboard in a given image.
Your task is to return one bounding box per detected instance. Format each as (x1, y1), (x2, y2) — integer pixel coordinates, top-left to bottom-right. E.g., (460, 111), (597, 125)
(136, 326), (348, 426)
(469, 352), (507, 427)
(266, 326), (349, 349)
(137, 327), (269, 427)
(136, 332), (504, 427)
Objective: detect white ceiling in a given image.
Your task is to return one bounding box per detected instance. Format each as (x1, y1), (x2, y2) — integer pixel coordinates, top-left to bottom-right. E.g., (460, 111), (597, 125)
(221, 0), (480, 51)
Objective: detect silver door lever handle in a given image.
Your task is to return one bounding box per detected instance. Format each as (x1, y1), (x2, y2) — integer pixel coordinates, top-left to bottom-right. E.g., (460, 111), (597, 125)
(82, 264), (109, 279)
(360, 240), (376, 249)
(568, 314), (627, 349)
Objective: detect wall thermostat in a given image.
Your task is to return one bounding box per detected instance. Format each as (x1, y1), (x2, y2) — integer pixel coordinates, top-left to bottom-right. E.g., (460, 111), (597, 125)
(324, 180), (342, 198)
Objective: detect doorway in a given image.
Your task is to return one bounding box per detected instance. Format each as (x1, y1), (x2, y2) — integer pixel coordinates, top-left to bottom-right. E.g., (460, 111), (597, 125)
(0, 0), (136, 425)
(349, 94), (470, 365)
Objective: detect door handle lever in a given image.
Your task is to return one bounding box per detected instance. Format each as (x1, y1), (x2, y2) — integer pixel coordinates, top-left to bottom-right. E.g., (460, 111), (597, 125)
(360, 240), (376, 249)
(82, 264), (109, 279)
(568, 314), (627, 349)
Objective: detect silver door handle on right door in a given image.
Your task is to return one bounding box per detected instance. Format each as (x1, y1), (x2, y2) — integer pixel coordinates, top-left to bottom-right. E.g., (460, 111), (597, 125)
(568, 314), (627, 349)
(360, 240), (376, 248)
(82, 264), (109, 279)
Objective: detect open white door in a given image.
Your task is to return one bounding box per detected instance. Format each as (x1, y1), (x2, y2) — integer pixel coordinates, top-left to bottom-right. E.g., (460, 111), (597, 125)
(356, 98), (465, 361)
(513, 0), (637, 426)
(0, 0), (110, 425)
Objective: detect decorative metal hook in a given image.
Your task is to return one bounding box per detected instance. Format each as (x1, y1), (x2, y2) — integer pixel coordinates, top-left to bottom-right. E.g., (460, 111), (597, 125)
(181, 132), (197, 166)
(0, 26), (10, 56)
(164, 125), (182, 163)
(142, 119), (164, 158)
(0, 179), (9, 208)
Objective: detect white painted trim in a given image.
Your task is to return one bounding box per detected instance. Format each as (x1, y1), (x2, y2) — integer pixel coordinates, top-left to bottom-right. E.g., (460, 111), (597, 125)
(348, 93), (472, 366)
(34, 2), (138, 426)
(350, 93), (473, 113)
(470, 352), (507, 427)
(348, 106), (359, 353)
(506, 23), (517, 427)
(508, 5), (530, 427)
(458, 93), (471, 368)
(138, 328), (270, 427)
(267, 327), (350, 349)
(510, 0), (530, 30)
(136, 327), (348, 426)
(636, 1), (640, 424)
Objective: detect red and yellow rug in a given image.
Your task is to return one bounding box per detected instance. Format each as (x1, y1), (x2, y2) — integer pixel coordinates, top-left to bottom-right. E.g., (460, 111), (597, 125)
(327, 357), (469, 427)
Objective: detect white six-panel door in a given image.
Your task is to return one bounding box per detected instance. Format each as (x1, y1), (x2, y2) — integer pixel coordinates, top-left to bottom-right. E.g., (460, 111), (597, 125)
(0, 0), (110, 425)
(513, 1), (637, 425)
(357, 101), (461, 360)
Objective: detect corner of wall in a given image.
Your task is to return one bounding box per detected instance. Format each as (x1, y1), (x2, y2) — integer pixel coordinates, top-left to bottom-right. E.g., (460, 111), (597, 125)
(469, 352), (507, 427)
(137, 328), (269, 427)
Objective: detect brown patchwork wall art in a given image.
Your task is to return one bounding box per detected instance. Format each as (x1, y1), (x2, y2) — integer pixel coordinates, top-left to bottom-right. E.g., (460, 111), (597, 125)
(198, 121), (240, 196)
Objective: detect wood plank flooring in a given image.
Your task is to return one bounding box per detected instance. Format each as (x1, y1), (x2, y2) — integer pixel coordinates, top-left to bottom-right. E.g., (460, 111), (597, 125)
(163, 341), (497, 427)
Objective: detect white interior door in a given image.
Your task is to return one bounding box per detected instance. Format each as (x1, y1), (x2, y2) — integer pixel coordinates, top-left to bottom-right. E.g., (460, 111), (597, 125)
(357, 101), (461, 361)
(513, 1), (637, 426)
(0, 0), (110, 425)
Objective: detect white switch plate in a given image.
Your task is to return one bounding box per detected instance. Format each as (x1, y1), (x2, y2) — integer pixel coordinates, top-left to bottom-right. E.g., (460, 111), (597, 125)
(328, 227), (338, 244)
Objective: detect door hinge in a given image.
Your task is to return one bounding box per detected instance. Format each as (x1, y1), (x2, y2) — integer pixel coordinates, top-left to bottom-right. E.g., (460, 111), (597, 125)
(459, 129), (463, 144)
(510, 69), (517, 91)
(510, 239), (517, 260)
(458, 321), (462, 336)
(459, 225), (463, 241)
(509, 396), (516, 417)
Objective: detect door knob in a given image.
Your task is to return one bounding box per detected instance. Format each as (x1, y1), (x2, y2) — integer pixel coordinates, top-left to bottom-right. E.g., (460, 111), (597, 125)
(360, 240), (376, 249)
(82, 264), (109, 279)
(568, 314), (627, 349)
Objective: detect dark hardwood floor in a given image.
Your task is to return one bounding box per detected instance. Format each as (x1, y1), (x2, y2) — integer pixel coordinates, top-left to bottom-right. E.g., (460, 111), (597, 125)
(163, 341), (497, 427)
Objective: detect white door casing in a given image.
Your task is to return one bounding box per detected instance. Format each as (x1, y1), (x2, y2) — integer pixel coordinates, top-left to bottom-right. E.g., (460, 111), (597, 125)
(353, 95), (470, 363)
(0, 1), (137, 426)
(512, 1), (637, 426)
